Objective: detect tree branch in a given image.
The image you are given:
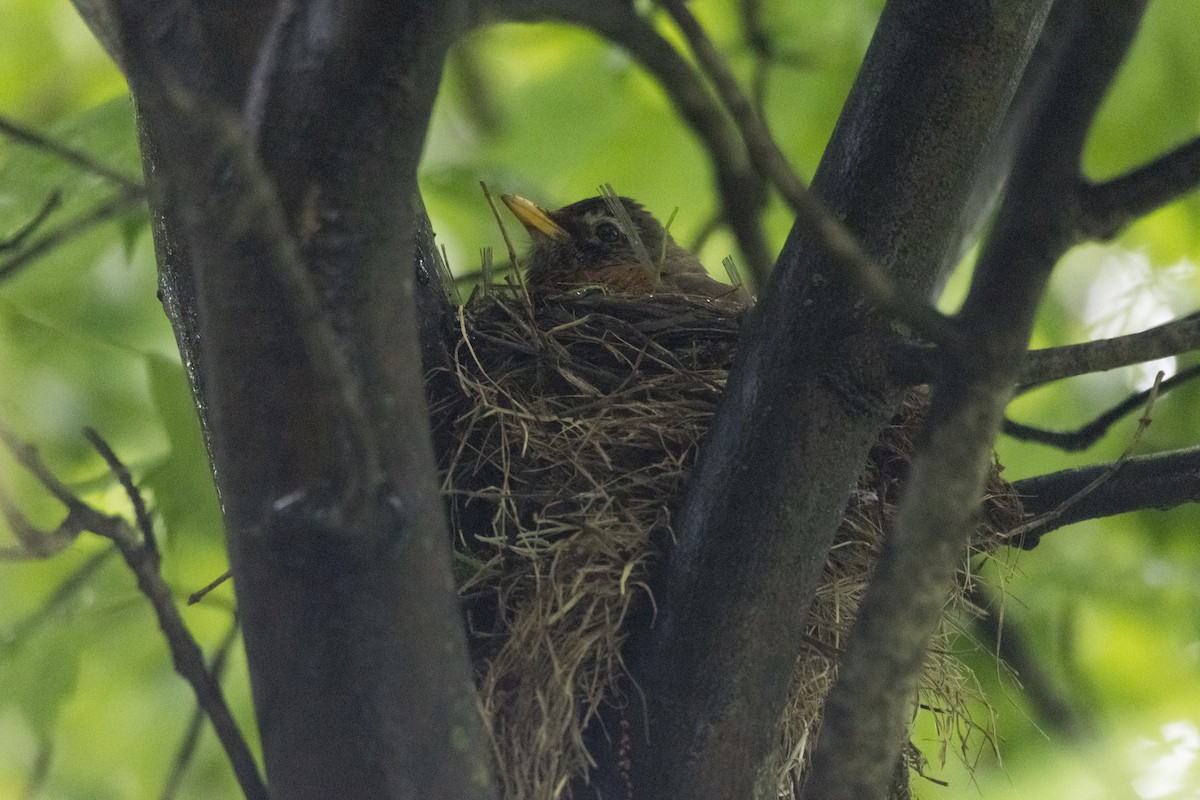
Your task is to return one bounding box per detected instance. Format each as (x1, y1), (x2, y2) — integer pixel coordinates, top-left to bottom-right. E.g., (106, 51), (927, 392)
(1081, 135), (1200, 240)
(1009, 446), (1200, 547)
(0, 188), (145, 284)
(100, 1), (495, 797)
(0, 424), (267, 800)
(159, 617), (242, 800)
(1020, 311), (1200, 387)
(618, 3), (1056, 797)
(662, 0), (960, 347)
(802, 5), (1145, 799)
(0, 113), (145, 191)
(1005, 362), (1200, 450)
(0, 192), (62, 251)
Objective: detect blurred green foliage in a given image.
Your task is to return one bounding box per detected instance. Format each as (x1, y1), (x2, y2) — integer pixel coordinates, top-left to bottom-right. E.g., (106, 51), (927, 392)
(1, 1), (1199, 798)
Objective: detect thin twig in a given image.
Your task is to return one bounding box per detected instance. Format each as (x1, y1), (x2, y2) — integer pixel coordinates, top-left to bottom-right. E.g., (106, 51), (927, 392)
(480, 181), (521, 275)
(188, 569), (233, 605)
(84, 427), (159, 560)
(661, 0), (960, 347)
(0, 424), (268, 800)
(479, 182), (533, 317)
(0, 188), (146, 283)
(480, 247), (493, 298)
(721, 255), (745, 291)
(2, 547), (116, 646)
(1005, 362), (1200, 450)
(1007, 372), (1163, 544)
(0, 113), (145, 192)
(0, 192), (62, 251)
(439, 243), (462, 305)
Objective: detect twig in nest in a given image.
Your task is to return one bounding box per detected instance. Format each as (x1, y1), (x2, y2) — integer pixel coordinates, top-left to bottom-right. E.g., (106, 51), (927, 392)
(480, 246), (493, 298)
(0, 423), (267, 800)
(599, 183), (657, 283)
(658, 206), (679, 268)
(1006, 371), (1164, 547)
(438, 243), (462, 306)
(1004, 362), (1200, 450)
(722, 255), (746, 291)
(480, 181), (521, 277)
(480, 182), (535, 318)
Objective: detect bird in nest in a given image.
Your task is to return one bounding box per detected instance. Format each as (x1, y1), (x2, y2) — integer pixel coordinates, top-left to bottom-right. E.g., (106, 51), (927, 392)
(501, 193), (751, 311)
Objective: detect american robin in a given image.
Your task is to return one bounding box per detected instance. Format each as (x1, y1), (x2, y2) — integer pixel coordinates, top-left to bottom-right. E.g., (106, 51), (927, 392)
(501, 194), (751, 310)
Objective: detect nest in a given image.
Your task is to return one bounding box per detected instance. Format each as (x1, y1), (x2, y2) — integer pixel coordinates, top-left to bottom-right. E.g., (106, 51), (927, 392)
(432, 290), (1023, 799)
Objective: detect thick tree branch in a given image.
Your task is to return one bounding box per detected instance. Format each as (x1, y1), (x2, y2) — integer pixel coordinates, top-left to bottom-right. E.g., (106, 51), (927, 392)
(1021, 312), (1200, 387)
(617, 3), (1055, 798)
(662, 0), (960, 347)
(95, 1), (494, 798)
(1009, 446), (1200, 547)
(802, 5), (1146, 799)
(1081, 135), (1200, 240)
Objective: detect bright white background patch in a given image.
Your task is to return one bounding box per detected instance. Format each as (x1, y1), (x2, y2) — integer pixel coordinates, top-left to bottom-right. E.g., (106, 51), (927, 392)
(1053, 244), (1197, 389)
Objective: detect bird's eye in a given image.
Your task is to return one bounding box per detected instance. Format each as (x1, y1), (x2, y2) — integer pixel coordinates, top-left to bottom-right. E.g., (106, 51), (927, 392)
(594, 221), (622, 244)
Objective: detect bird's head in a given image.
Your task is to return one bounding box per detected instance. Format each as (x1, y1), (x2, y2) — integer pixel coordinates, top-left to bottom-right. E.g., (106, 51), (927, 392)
(501, 194), (693, 289)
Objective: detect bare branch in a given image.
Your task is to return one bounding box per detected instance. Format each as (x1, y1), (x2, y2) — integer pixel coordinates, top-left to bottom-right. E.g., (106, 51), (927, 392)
(1020, 311), (1200, 387)
(0, 192), (62, 251)
(803, 4), (1145, 799)
(623, 2), (1057, 796)
(662, 0), (960, 347)
(0, 188), (146, 284)
(0, 113), (145, 191)
(1081, 135), (1200, 240)
(1005, 362), (1200, 450)
(0, 424), (267, 800)
(1009, 445), (1200, 547)
(159, 617), (241, 800)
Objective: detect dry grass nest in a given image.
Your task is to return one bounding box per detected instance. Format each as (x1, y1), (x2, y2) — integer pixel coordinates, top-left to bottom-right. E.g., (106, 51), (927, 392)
(431, 289), (1024, 800)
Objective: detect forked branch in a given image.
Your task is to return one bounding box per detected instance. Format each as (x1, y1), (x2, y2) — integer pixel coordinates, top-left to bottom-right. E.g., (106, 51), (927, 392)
(0, 424), (266, 800)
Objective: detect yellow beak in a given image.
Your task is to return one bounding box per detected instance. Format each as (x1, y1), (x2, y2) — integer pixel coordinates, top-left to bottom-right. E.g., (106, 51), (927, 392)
(501, 194), (568, 240)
